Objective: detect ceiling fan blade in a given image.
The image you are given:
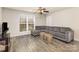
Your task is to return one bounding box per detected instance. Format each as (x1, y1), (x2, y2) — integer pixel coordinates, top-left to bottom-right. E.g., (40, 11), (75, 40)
(43, 10), (49, 12)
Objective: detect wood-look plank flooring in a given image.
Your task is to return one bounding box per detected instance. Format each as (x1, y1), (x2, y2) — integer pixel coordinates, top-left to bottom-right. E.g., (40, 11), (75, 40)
(10, 35), (79, 52)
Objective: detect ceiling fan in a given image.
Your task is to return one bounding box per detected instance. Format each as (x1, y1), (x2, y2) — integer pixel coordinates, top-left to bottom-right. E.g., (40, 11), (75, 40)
(35, 7), (49, 14)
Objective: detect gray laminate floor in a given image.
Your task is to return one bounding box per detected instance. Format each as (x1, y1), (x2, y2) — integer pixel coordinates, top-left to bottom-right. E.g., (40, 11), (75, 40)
(10, 35), (79, 52)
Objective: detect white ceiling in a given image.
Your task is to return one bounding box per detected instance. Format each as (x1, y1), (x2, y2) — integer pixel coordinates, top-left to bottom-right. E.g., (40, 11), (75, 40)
(6, 7), (69, 13)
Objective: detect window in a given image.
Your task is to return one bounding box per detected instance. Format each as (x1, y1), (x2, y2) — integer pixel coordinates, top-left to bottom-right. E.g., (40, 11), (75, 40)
(19, 16), (35, 32)
(20, 17), (27, 32)
(28, 17), (35, 31)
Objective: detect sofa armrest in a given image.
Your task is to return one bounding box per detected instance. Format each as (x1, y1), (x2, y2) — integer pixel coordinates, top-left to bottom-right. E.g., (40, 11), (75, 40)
(31, 30), (40, 36)
(65, 31), (74, 42)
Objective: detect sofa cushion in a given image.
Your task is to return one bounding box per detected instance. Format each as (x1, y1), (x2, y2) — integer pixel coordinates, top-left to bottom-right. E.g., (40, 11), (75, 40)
(36, 26), (46, 30)
(49, 27), (54, 31)
(60, 27), (72, 33)
(51, 27), (60, 32)
(60, 27), (66, 33)
(47, 30), (54, 35)
(53, 32), (65, 39)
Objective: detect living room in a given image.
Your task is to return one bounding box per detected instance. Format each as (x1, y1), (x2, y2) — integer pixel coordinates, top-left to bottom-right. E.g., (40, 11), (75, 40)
(0, 7), (79, 52)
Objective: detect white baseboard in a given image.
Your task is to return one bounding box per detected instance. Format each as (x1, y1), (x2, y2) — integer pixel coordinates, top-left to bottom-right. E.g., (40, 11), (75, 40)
(74, 38), (79, 41)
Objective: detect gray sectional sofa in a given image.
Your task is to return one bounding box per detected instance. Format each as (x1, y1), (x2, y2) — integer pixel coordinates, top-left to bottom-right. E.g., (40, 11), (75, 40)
(31, 26), (74, 43)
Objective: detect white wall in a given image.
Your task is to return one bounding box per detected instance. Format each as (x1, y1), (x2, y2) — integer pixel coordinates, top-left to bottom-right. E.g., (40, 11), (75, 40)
(0, 7), (2, 22)
(46, 8), (79, 41)
(2, 8), (46, 37)
(35, 14), (46, 26)
(0, 7), (2, 34)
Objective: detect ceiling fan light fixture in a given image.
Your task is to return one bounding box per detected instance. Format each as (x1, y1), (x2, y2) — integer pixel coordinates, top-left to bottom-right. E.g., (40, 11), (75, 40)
(36, 7), (49, 14)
